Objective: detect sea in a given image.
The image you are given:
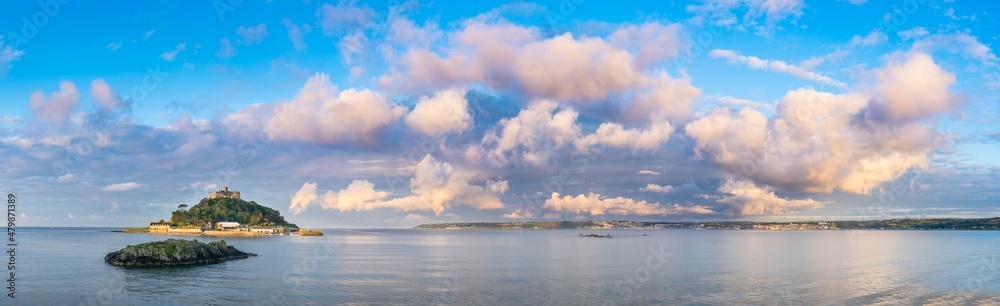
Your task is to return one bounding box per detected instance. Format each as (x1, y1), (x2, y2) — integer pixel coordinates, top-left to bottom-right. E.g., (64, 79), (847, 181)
(11, 227), (1000, 305)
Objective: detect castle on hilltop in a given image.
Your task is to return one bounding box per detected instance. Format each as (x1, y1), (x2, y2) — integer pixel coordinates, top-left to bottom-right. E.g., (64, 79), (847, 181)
(207, 186), (240, 199)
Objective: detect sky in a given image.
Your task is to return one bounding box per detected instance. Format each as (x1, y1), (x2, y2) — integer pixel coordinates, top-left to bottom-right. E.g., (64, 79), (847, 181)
(1, 0), (998, 228)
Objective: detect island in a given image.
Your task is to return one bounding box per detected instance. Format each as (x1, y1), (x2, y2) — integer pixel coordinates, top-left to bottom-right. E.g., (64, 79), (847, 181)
(415, 218), (1000, 230)
(104, 239), (256, 267)
(120, 187), (323, 237)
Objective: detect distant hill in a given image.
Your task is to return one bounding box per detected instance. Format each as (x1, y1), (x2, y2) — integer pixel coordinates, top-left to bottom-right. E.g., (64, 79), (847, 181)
(416, 221), (594, 229)
(415, 218), (1000, 230)
(169, 197), (298, 229)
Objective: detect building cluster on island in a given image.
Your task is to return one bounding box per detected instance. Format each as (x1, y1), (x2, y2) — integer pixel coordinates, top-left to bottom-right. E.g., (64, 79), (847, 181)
(148, 221), (289, 235)
(144, 187), (302, 236)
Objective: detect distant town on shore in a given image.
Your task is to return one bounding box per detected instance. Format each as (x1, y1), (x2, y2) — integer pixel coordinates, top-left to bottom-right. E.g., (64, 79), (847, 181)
(416, 218), (1000, 230)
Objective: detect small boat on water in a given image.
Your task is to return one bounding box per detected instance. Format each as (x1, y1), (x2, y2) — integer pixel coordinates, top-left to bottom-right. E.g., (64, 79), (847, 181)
(580, 233), (613, 238)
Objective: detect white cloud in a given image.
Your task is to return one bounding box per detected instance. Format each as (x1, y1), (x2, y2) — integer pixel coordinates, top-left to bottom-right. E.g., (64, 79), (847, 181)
(101, 182), (148, 192)
(289, 182), (318, 215)
(709, 49), (847, 88)
(320, 180), (391, 212)
(868, 53), (958, 121)
(640, 184), (674, 193)
(686, 0), (804, 36)
(897, 27), (929, 40)
(385, 15), (442, 49)
(574, 121), (674, 152)
(608, 22), (687, 68)
(295, 155), (505, 215)
(637, 170), (660, 175)
(469, 100), (581, 167)
(89, 78), (120, 111)
(501, 208), (535, 219)
(620, 71), (701, 124)
(405, 88), (472, 136)
(710, 95), (772, 109)
(847, 29), (887, 47)
(487, 179), (509, 194)
(710, 49), (847, 88)
(316, 2), (376, 36)
(404, 213), (427, 220)
(230, 73), (407, 146)
(106, 41), (122, 51)
(236, 23), (269, 45)
(134, 29), (156, 42)
(160, 43), (186, 62)
(687, 53), (954, 194)
(281, 17), (309, 51)
(513, 33), (638, 101)
(910, 33), (998, 65)
(380, 21), (687, 102)
(30, 81), (80, 122)
(185, 181), (219, 193)
(338, 31), (370, 63)
(53, 173), (76, 183)
(216, 38), (237, 59)
(747, 0), (805, 23)
(0, 35), (25, 76)
(544, 192), (714, 216)
(716, 179), (824, 215)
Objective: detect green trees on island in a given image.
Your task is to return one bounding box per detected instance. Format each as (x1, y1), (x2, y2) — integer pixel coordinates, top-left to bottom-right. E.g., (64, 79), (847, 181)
(169, 197), (298, 229)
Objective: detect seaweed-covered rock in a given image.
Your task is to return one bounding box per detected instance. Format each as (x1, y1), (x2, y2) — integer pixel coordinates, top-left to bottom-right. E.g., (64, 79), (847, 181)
(105, 239), (256, 267)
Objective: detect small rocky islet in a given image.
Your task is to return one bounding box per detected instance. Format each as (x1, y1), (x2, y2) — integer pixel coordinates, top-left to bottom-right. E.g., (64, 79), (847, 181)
(104, 239), (256, 267)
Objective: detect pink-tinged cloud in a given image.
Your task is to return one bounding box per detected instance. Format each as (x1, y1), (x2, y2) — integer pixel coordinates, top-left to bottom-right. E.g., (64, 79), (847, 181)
(405, 88), (473, 137)
(380, 21), (688, 102)
(101, 182), (148, 192)
(468, 100), (581, 167)
(641, 184), (674, 193)
(236, 73), (407, 146)
(292, 155), (505, 215)
(289, 182), (319, 215)
(30, 80), (80, 122)
(868, 53), (958, 121)
(544, 192), (714, 216)
(710, 49), (847, 88)
(89, 78), (120, 111)
(687, 53), (954, 194)
(716, 180), (824, 216)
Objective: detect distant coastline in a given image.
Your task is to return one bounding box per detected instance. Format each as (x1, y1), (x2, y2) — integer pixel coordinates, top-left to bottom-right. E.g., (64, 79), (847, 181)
(415, 218), (1000, 230)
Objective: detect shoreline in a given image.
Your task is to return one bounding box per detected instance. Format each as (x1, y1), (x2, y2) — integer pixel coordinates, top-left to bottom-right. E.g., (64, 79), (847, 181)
(412, 227), (1000, 231)
(114, 229), (324, 237)
(415, 218), (1000, 231)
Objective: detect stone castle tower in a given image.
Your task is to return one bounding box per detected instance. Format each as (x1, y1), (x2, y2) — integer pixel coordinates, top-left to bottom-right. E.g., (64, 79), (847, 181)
(207, 186), (240, 199)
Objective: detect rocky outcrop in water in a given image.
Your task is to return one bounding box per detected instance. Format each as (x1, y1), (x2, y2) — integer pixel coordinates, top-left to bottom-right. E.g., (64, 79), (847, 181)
(104, 239), (256, 267)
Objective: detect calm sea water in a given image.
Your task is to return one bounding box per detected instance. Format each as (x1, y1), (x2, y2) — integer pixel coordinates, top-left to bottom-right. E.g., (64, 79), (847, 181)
(11, 228), (1000, 305)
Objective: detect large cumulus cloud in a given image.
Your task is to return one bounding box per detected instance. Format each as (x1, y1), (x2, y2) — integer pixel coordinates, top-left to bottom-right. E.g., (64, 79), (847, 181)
(686, 53), (954, 195)
(288, 154), (505, 215)
(226, 73), (407, 146)
(544, 192), (714, 216)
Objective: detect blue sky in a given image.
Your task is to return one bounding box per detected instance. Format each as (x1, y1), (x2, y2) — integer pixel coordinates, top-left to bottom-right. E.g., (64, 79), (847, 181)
(1, 0), (998, 228)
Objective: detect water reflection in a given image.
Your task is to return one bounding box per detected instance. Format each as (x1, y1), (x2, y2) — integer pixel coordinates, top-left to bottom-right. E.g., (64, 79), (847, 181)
(14, 228), (1000, 305)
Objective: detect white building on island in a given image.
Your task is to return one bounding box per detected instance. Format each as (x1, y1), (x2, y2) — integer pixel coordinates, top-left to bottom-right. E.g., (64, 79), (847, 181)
(250, 226), (283, 235)
(216, 221), (241, 230)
